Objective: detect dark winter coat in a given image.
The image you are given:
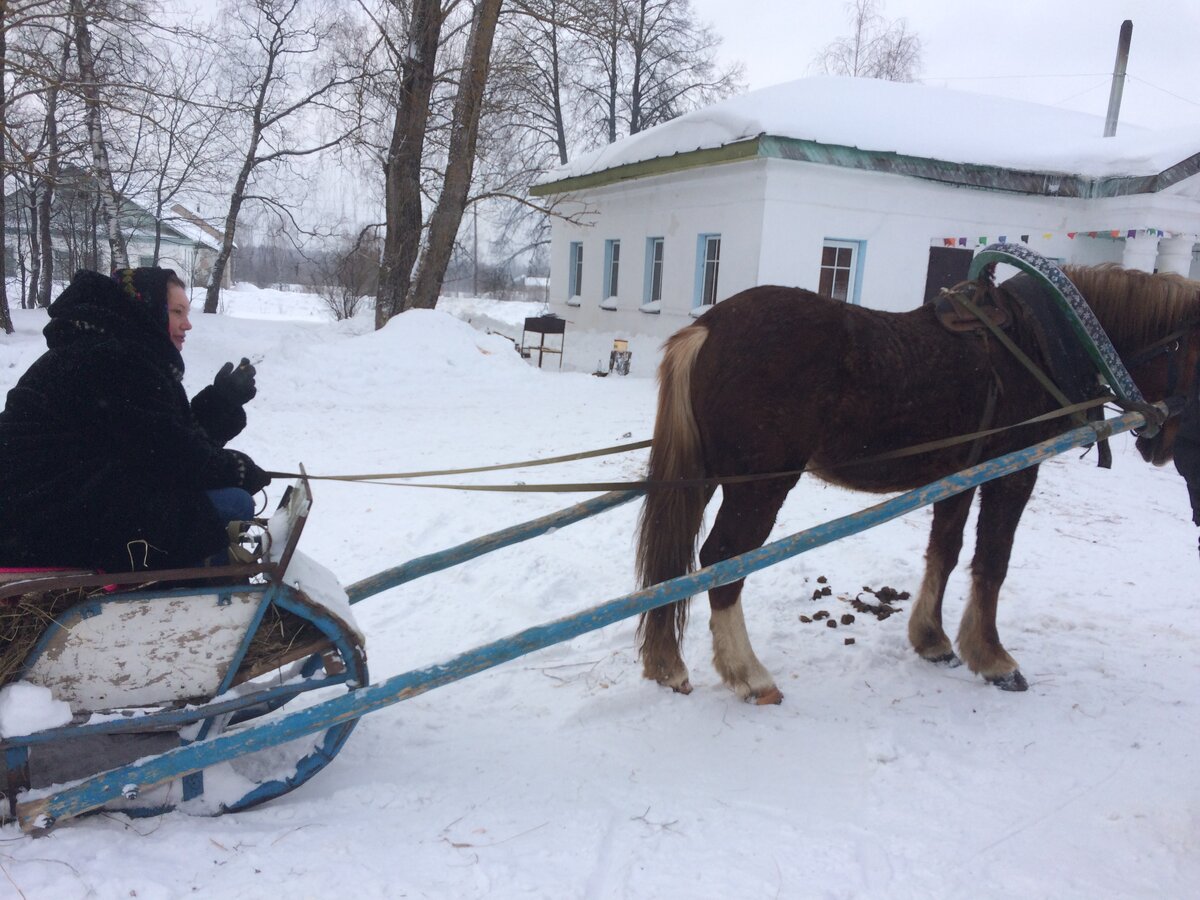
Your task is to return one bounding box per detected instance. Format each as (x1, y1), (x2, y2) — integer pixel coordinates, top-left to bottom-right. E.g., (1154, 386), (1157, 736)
(0, 270), (254, 572)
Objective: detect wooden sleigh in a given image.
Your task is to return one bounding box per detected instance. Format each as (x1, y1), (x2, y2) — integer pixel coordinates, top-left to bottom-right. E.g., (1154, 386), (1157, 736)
(0, 475), (367, 829)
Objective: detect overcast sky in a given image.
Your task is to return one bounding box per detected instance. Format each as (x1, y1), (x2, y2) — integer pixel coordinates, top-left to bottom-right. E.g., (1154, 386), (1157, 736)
(690, 0), (1200, 130)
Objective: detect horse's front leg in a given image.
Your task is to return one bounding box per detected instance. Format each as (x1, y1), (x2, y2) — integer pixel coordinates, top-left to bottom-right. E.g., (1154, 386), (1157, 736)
(958, 466), (1039, 691)
(699, 479), (796, 705)
(909, 488), (976, 666)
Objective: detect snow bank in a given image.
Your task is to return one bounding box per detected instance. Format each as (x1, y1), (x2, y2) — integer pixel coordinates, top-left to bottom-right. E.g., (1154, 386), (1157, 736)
(349, 307), (532, 376)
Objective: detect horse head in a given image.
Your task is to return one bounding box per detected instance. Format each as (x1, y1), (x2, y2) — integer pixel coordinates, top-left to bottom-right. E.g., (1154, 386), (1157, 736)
(1063, 264), (1200, 468)
(1128, 323), (1200, 467)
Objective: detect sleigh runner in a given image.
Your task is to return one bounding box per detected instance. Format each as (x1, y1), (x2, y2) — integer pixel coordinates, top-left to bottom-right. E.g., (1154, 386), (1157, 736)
(0, 247), (1195, 833)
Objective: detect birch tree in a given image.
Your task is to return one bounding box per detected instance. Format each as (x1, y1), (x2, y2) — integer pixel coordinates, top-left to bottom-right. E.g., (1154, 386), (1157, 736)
(815, 0), (922, 82)
(69, 0), (128, 267)
(202, 0), (363, 314)
(1, 0), (12, 333)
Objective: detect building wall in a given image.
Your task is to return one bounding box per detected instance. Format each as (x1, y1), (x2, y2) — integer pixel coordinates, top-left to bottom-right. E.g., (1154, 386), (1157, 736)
(544, 156), (1200, 372)
(548, 161), (768, 340)
(756, 160), (1134, 308)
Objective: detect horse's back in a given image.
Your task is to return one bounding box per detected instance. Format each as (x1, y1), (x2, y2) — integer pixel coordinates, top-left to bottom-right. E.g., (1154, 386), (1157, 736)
(680, 285), (1002, 486)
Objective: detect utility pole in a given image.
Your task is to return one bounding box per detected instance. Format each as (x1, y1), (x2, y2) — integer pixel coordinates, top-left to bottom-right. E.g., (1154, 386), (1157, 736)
(472, 203), (479, 296)
(1104, 20), (1133, 137)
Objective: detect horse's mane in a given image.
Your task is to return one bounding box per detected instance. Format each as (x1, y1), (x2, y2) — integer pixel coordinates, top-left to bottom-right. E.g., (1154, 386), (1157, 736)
(1062, 263), (1200, 354)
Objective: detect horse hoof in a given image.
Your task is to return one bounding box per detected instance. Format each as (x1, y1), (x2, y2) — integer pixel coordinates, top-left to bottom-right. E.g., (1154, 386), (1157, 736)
(987, 670), (1028, 692)
(671, 679), (693, 695)
(927, 652), (962, 668)
(751, 687), (784, 706)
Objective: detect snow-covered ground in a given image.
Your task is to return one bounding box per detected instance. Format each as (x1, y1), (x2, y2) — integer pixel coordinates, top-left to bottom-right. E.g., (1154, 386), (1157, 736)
(0, 286), (1196, 898)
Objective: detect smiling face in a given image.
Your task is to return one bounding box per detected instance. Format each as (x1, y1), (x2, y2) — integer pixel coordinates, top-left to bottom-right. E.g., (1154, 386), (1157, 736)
(167, 284), (192, 352)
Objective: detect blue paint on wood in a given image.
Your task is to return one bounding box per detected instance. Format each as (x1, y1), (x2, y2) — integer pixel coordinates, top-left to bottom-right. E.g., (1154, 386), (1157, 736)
(0, 677), (346, 749)
(346, 490), (641, 604)
(20, 409), (1160, 828)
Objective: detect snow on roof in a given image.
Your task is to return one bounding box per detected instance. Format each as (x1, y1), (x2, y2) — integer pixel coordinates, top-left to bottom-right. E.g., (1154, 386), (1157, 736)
(165, 204), (224, 252)
(537, 76), (1200, 186)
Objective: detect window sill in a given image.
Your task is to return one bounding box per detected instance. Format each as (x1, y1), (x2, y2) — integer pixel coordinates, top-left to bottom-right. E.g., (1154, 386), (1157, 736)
(599, 298), (618, 310)
(640, 300), (661, 314)
(690, 304), (715, 318)
(565, 298), (581, 307)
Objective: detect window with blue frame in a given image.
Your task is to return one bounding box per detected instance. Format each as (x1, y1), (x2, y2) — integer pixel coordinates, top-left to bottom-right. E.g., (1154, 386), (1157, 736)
(644, 237), (664, 303)
(603, 239), (621, 298)
(819, 239), (864, 304)
(694, 234), (721, 306)
(568, 241), (583, 300)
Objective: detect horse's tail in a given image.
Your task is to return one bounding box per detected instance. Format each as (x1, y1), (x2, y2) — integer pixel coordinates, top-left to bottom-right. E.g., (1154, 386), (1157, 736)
(636, 324), (710, 672)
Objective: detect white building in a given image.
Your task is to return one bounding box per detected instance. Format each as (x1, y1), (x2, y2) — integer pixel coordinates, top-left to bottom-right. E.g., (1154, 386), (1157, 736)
(530, 77), (1200, 370)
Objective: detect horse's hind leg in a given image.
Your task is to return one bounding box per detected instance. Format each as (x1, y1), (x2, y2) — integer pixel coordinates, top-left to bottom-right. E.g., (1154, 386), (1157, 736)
(640, 603), (694, 694)
(958, 466), (1039, 691)
(908, 488), (976, 666)
(700, 477), (798, 704)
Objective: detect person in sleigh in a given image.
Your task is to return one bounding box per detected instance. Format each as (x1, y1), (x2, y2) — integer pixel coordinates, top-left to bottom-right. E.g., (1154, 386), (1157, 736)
(0, 267), (271, 573)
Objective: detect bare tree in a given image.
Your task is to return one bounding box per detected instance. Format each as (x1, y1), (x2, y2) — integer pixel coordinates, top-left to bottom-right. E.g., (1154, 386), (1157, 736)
(317, 227), (381, 320)
(623, 0), (740, 133)
(36, 34), (73, 305)
(131, 50), (229, 267)
(202, 0), (363, 314)
(574, 0), (740, 145)
(70, 0), (128, 267)
(1, 0), (12, 333)
(373, 0), (448, 327)
(502, 0), (579, 166)
(815, 0), (921, 82)
(407, 0), (503, 310)
(1, 0), (78, 323)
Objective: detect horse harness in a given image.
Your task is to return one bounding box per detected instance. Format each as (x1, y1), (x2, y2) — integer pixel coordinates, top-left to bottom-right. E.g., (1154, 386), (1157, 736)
(933, 274), (1115, 466)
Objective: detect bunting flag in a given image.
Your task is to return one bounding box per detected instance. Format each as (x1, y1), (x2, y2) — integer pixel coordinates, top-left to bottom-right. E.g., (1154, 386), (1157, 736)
(931, 227), (1176, 247)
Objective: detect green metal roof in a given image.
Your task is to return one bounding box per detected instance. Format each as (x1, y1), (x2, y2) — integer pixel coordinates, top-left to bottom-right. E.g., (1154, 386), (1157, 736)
(529, 134), (1200, 200)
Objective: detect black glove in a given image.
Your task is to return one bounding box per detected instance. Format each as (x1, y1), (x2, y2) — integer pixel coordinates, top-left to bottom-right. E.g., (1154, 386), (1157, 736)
(230, 450), (272, 494)
(214, 357), (258, 405)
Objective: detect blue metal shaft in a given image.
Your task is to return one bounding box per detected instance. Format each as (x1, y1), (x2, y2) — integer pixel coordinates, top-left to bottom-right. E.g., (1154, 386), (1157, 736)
(17, 408), (1156, 830)
(345, 489), (642, 604)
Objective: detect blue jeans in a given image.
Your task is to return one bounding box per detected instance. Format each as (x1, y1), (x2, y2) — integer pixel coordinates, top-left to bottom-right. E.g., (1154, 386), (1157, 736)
(203, 488), (255, 567)
(206, 487), (255, 525)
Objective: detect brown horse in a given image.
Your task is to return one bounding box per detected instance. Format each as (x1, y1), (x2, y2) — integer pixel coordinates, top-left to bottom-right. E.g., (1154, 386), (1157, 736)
(636, 264), (1200, 701)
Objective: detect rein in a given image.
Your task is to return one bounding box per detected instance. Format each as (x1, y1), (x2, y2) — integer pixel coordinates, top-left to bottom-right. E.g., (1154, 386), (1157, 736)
(268, 396), (1113, 494)
(265, 438), (651, 483)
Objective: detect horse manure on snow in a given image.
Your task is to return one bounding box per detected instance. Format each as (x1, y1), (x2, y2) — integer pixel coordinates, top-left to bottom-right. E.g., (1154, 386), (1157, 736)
(798, 581), (912, 636)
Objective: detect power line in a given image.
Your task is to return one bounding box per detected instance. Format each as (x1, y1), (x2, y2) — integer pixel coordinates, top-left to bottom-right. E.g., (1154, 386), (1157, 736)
(922, 72), (1111, 82)
(1126, 74), (1200, 108)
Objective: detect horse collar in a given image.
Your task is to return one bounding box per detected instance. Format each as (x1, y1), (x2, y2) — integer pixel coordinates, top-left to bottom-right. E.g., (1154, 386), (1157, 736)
(969, 243), (1146, 410)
